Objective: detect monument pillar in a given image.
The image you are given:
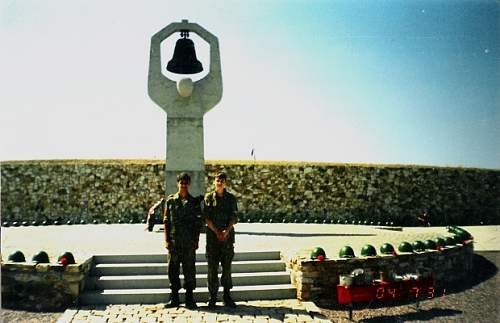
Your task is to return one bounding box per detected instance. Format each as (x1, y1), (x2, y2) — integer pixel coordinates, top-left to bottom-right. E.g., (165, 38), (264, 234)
(148, 20), (222, 196)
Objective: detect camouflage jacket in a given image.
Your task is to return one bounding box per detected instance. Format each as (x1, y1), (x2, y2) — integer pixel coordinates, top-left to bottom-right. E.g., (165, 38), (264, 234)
(203, 190), (238, 245)
(163, 193), (202, 246)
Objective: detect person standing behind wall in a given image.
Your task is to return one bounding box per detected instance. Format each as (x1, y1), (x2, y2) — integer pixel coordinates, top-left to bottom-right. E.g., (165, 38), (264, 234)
(163, 173), (202, 309)
(203, 172), (238, 309)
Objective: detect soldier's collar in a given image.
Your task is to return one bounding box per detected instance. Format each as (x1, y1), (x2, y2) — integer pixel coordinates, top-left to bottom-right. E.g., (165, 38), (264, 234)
(173, 192), (192, 200)
(213, 189), (226, 198)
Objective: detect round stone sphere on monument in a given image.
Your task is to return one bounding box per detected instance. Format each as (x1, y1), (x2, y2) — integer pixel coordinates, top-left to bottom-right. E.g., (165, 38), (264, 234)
(176, 77), (194, 97)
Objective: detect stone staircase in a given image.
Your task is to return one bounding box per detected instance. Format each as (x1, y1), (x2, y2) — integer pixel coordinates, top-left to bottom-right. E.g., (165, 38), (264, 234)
(80, 251), (296, 305)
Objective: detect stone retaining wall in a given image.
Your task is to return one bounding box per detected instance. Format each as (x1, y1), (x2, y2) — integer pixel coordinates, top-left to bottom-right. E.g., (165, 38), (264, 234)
(1, 257), (93, 310)
(286, 242), (474, 302)
(1, 160), (499, 225)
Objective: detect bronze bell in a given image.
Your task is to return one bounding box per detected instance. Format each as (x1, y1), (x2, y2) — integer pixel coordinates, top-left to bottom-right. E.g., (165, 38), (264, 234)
(167, 30), (203, 74)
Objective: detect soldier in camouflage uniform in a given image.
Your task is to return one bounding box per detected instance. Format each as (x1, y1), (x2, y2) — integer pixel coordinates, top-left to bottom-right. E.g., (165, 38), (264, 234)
(146, 196), (164, 232)
(203, 172), (238, 309)
(163, 173), (202, 309)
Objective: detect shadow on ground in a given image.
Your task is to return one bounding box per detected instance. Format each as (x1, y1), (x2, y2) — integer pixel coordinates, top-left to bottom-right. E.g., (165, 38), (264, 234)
(317, 251), (498, 322)
(443, 251), (498, 294)
(197, 303), (324, 320)
(358, 308), (463, 322)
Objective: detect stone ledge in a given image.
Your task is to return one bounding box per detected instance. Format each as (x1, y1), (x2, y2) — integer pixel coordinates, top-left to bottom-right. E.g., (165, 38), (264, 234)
(1, 256), (93, 311)
(285, 241), (474, 302)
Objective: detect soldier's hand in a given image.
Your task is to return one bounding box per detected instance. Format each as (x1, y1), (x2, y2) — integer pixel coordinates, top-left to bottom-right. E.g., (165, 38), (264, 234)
(193, 242), (199, 250)
(221, 230), (230, 241)
(165, 241), (173, 251)
(216, 231), (225, 241)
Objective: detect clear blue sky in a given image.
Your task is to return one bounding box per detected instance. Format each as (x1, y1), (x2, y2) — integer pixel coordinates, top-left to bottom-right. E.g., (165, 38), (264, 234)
(1, 0), (499, 169)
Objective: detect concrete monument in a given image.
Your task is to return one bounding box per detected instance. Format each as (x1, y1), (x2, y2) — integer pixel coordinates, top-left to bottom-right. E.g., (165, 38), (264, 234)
(148, 20), (222, 196)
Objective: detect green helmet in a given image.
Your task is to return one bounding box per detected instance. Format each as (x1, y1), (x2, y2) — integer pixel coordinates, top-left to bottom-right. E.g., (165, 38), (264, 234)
(412, 240), (426, 252)
(451, 234), (462, 244)
(450, 226), (472, 240)
(380, 243), (395, 255)
(32, 251), (50, 263)
(310, 247), (326, 260)
(8, 250), (25, 262)
(444, 236), (456, 246)
(434, 237), (446, 247)
(339, 246), (355, 258)
(360, 244), (377, 256)
(398, 241), (414, 253)
(456, 229), (472, 241)
(424, 239), (437, 250)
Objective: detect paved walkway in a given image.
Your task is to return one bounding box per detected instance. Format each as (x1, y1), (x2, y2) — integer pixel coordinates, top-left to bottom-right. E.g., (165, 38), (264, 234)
(56, 300), (331, 323)
(2, 224), (499, 322)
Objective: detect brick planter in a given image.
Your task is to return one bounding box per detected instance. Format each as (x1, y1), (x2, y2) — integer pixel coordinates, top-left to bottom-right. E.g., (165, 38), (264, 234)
(285, 241), (474, 302)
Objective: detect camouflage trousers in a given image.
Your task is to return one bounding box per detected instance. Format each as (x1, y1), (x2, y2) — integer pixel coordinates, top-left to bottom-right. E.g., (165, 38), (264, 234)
(206, 241), (234, 297)
(167, 243), (196, 291)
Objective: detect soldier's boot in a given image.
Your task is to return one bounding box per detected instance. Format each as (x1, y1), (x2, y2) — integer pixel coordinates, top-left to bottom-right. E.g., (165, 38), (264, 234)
(207, 293), (217, 310)
(223, 289), (236, 308)
(166, 290), (180, 308)
(185, 289), (198, 309)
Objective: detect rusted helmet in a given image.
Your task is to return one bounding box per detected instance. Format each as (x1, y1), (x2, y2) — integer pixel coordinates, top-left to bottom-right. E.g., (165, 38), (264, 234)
(58, 252), (76, 265)
(310, 247), (326, 260)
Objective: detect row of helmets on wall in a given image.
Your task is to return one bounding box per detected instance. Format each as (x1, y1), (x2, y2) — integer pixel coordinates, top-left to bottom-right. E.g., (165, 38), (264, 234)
(8, 250), (76, 266)
(310, 227), (473, 260)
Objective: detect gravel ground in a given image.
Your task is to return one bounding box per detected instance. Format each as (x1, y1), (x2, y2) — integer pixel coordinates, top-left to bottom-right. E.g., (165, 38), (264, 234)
(318, 251), (499, 322)
(0, 309), (62, 323)
(2, 251), (498, 322)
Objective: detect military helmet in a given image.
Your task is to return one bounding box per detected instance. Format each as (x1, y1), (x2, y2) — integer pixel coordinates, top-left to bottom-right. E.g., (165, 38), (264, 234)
(398, 241), (414, 253)
(8, 250), (25, 262)
(32, 251), (50, 263)
(310, 247), (326, 260)
(380, 243), (395, 255)
(434, 237), (446, 248)
(58, 252), (76, 265)
(360, 244), (377, 256)
(339, 245), (355, 258)
(456, 229), (472, 241)
(444, 236), (456, 246)
(451, 234), (462, 244)
(412, 240), (426, 252)
(449, 226), (472, 240)
(424, 239), (437, 250)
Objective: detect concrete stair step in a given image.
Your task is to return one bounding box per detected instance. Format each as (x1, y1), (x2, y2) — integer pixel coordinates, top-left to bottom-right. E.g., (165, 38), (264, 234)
(92, 260), (286, 276)
(93, 251), (281, 264)
(89, 272), (291, 290)
(80, 284), (297, 305)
